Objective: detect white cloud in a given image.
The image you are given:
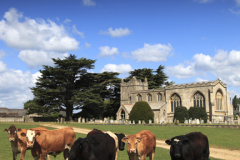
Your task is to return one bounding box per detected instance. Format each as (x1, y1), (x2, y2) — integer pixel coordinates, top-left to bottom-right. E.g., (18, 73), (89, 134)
(131, 43), (173, 62)
(229, 9), (240, 14)
(167, 49), (240, 87)
(0, 8), (79, 52)
(18, 50), (68, 68)
(0, 69), (39, 109)
(0, 50), (6, 59)
(73, 25), (85, 38)
(195, 77), (208, 82)
(64, 19), (71, 24)
(166, 64), (196, 79)
(236, 0), (240, 6)
(101, 64), (133, 74)
(99, 27), (131, 37)
(99, 46), (119, 57)
(85, 42), (91, 48)
(0, 61), (6, 72)
(194, 0), (213, 3)
(83, 0), (96, 6)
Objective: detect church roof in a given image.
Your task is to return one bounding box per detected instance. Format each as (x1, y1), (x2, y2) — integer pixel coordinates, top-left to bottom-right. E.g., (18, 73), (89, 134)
(122, 101), (165, 113)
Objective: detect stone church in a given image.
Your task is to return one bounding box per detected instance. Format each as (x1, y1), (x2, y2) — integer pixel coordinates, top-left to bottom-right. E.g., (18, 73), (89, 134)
(116, 77), (233, 123)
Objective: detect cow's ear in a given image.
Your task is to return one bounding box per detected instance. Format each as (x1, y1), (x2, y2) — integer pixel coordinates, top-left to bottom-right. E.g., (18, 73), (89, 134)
(21, 132), (26, 137)
(136, 137), (142, 142)
(17, 128), (22, 132)
(121, 137), (128, 143)
(165, 140), (172, 145)
(3, 129), (8, 133)
(182, 139), (189, 145)
(36, 132), (41, 137)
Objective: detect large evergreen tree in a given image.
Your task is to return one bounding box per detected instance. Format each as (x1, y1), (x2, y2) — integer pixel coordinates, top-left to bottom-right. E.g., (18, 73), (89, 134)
(125, 65), (173, 89)
(232, 95), (240, 110)
(28, 54), (95, 121)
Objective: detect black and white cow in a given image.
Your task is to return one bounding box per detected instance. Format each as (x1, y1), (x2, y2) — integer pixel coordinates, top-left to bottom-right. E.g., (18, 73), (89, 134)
(165, 132), (210, 160)
(68, 133), (116, 160)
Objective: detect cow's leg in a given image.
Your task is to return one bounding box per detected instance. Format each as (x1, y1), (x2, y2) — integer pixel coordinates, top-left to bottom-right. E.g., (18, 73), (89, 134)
(141, 154), (147, 160)
(12, 151), (17, 160)
(115, 149), (119, 160)
(40, 151), (48, 160)
(20, 148), (27, 160)
(46, 155), (50, 160)
(63, 149), (69, 160)
(150, 149), (155, 160)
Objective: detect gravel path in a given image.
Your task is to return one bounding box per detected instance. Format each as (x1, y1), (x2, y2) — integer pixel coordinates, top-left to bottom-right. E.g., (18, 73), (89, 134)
(42, 124), (240, 160)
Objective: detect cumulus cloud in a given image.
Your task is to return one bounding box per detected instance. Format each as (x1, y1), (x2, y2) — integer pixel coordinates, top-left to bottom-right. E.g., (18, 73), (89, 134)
(0, 8), (79, 52)
(101, 64), (133, 74)
(0, 69), (40, 109)
(85, 42), (91, 48)
(0, 61), (6, 72)
(73, 25), (85, 38)
(98, 46), (119, 57)
(165, 64), (196, 79)
(18, 50), (68, 68)
(99, 27), (131, 37)
(83, 0), (96, 6)
(195, 77), (208, 82)
(131, 43), (173, 62)
(64, 19), (71, 24)
(0, 50), (5, 59)
(167, 49), (240, 87)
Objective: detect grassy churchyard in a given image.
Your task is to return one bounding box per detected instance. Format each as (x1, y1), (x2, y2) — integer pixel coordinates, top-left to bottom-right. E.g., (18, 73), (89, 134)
(1, 122), (237, 160)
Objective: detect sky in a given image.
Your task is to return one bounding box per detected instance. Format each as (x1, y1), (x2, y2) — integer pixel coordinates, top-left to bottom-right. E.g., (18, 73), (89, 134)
(0, 0), (240, 110)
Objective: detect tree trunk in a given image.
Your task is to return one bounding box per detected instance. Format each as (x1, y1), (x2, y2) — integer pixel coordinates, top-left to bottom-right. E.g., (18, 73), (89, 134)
(66, 104), (73, 121)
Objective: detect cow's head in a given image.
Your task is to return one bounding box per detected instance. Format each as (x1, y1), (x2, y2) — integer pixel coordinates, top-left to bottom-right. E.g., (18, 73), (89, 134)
(165, 137), (189, 158)
(122, 135), (142, 153)
(115, 133), (126, 151)
(25, 130), (40, 148)
(3, 125), (21, 142)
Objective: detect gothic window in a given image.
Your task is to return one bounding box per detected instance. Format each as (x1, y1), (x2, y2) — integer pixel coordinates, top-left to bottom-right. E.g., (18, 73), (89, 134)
(158, 93), (162, 101)
(171, 94), (181, 112)
(121, 110), (125, 119)
(216, 91), (223, 110)
(138, 94), (142, 101)
(193, 92), (205, 108)
(148, 94), (152, 102)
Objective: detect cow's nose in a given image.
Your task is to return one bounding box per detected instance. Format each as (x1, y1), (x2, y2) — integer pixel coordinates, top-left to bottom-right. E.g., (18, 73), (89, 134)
(9, 138), (15, 141)
(130, 149), (136, 153)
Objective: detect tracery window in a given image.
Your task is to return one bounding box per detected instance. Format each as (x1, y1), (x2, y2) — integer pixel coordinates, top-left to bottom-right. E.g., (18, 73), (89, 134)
(148, 94), (152, 102)
(158, 93), (162, 101)
(216, 91), (223, 110)
(138, 94), (142, 101)
(121, 110), (125, 119)
(193, 92), (205, 108)
(170, 94), (181, 112)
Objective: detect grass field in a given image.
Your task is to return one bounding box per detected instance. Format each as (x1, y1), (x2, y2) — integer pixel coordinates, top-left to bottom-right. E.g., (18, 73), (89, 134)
(0, 122), (223, 160)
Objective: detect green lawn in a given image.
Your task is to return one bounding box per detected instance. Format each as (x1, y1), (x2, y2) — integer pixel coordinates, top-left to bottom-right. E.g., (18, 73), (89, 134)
(0, 122), (223, 160)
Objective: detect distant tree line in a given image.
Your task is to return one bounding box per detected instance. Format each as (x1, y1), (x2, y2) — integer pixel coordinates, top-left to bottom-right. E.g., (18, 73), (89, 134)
(24, 54), (172, 121)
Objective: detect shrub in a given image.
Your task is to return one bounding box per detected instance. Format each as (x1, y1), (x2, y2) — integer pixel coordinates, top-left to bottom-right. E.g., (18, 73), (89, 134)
(174, 106), (189, 123)
(129, 101), (154, 124)
(188, 106), (208, 123)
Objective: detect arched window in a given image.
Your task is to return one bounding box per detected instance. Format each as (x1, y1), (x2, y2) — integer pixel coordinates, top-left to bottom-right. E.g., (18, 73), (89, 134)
(137, 94), (142, 101)
(216, 90), (223, 110)
(171, 94), (181, 112)
(158, 93), (162, 101)
(121, 110), (125, 119)
(193, 92), (205, 108)
(148, 94), (152, 102)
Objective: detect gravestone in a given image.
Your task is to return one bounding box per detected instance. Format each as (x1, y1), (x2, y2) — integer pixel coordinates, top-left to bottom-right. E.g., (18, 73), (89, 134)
(184, 120), (188, 124)
(110, 120), (113, 124)
(115, 120), (118, 124)
(156, 118), (159, 124)
(209, 121), (212, 124)
(189, 119), (191, 124)
(196, 119), (200, 124)
(160, 120), (162, 124)
(78, 117), (81, 123)
(138, 120), (141, 124)
(201, 120), (204, 124)
(225, 120), (227, 125)
(177, 120), (179, 124)
(142, 120), (145, 124)
(82, 118), (85, 123)
(149, 119), (152, 124)
(133, 121), (135, 124)
(129, 121), (131, 124)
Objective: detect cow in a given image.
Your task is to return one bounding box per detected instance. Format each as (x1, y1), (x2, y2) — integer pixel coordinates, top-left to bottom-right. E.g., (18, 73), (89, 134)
(165, 132), (210, 160)
(121, 130), (156, 160)
(25, 127), (76, 160)
(87, 128), (103, 137)
(68, 133), (116, 160)
(114, 133), (126, 151)
(3, 125), (48, 160)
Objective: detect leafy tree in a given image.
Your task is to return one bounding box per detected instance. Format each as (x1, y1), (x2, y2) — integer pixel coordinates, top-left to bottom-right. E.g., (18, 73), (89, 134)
(29, 54), (95, 121)
(232, 95), (240, 110)
(77, 72), (120, 119)
(24, 99), (50, 116)
(125, 65), (173, 89)
(188, 107), (208, 123)
(174, 106), (189, 123)
(129, 101), (154, 124)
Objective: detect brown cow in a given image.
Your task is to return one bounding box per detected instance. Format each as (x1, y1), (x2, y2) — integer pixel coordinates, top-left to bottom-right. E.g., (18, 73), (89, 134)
(25, 127), (76, 160)
(122, 130), (156, 160)
(3, 125), (48, 160)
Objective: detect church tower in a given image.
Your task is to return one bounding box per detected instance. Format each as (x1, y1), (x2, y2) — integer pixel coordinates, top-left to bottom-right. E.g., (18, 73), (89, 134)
(120, 77), (148, 106)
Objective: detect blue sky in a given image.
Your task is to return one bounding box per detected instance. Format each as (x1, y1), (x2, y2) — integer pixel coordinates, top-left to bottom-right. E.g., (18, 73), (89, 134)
(0, 0), (240, 109)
